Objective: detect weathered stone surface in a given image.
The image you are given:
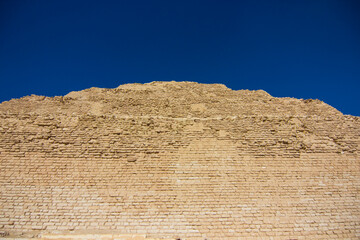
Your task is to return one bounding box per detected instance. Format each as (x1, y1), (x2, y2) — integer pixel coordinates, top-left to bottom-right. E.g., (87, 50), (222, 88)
(0, 81), (359, 239)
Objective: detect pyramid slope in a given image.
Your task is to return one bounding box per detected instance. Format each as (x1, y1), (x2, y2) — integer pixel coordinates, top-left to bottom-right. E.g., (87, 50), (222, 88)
(0, 82), (359, 239)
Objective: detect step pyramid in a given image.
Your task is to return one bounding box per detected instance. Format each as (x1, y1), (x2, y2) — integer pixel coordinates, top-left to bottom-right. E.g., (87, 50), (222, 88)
(0, 81), (359, 239)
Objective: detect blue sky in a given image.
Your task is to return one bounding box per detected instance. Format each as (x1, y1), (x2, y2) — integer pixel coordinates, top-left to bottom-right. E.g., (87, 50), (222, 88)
(0, 0), (359, 115)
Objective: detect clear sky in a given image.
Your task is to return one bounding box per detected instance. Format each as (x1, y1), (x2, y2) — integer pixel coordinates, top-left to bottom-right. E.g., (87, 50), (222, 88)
(1, 0), (359, 116)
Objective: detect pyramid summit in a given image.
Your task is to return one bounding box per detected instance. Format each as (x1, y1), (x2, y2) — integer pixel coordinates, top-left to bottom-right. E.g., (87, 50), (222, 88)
(0, 81), (342, 117)
(0, 81), (359, 239)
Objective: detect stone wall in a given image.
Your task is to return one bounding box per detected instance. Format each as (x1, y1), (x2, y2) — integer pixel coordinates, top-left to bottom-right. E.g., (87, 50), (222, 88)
(0, 82), (359, 239)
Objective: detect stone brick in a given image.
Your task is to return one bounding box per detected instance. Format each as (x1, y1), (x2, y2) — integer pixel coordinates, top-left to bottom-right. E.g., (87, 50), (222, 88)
(0, 81), (359, 239)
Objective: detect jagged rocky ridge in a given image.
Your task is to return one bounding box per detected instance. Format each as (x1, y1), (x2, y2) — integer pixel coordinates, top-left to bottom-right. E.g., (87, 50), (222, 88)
(0, 81), (342, 117)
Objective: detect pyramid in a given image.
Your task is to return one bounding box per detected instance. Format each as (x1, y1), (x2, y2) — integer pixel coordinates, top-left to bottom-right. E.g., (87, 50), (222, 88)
(0, 81), (359, 239)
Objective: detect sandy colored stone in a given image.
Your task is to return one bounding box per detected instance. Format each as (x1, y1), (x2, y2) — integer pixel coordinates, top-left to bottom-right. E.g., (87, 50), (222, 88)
(0, 81), (359, 239)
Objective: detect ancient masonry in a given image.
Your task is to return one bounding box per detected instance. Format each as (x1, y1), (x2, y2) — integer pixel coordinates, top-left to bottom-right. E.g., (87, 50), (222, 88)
(0, 81), (359, 240)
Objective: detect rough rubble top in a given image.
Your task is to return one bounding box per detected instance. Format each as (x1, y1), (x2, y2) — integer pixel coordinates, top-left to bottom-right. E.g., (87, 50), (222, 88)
(0, 81), (344, 118)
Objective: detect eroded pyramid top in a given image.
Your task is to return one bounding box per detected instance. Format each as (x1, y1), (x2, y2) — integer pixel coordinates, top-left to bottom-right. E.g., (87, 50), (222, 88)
(0, 81), (342, 117)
